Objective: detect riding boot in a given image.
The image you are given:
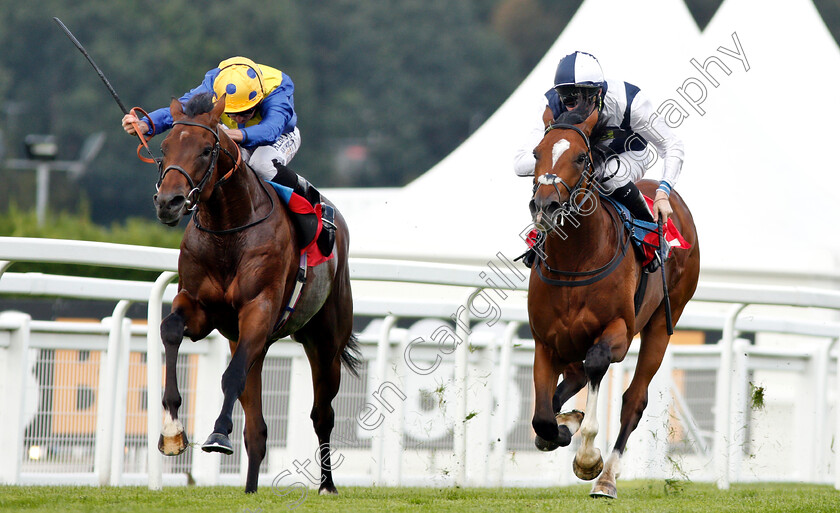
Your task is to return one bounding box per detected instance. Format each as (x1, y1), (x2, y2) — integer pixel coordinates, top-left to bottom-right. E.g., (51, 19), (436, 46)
(270, 161), (336, 255)
(607, 181), (654, 223)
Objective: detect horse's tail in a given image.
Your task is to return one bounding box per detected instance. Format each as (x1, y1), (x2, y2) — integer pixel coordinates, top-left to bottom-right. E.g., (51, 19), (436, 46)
(341, 333), (363, 377)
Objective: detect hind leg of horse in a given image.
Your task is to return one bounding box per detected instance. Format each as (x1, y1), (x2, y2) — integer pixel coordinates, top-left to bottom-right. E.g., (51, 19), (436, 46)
(239, 358), (268, 493)
(159, 292), (211, 456)
(532, 339), (567, 451)
(203, 301), (272, 455)
(590, 316), (671, 498)
(301, 341), (343, 495)
(551, 362), (588, 441)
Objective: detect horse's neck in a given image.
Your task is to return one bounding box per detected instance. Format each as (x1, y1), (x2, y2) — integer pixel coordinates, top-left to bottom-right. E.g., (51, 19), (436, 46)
(544, 204), (615, 266)
(195, 158), (271, 231)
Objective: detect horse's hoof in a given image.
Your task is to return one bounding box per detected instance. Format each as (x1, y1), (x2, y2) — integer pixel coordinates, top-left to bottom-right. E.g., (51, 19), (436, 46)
(573, 452), (604, 481)
(201, 432), (234, 455)
(158, 431), (189, 456)
(319, 486), (339, 496)
(556, 410), (585, 436)
(590, 477), (617, 499)
(535, 435), (561, 452)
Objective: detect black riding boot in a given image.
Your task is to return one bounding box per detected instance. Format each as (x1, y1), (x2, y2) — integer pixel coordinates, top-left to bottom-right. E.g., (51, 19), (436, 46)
(270, 161), (336, 255)
(607, 181), (654, 223)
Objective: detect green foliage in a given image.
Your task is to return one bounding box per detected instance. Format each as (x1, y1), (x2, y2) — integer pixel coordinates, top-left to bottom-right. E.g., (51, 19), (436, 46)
(0, 203), (182, 280)
(0, 0), (521, 225)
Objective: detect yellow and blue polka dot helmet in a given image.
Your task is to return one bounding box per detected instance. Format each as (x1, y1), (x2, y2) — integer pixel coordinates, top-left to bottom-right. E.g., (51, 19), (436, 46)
(213, 57), (265, 113)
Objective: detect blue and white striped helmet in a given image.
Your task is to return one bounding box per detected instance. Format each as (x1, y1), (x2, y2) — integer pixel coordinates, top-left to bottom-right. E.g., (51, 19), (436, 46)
(554, 51), (604, 89)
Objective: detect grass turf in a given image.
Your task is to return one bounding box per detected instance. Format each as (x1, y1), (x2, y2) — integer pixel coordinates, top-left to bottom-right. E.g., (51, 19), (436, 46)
(1, 481), (839, 512)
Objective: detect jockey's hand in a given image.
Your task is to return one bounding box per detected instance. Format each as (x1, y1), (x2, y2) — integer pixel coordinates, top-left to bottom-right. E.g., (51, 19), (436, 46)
(652, 190), (673, 224)
(121, 114), (149, 137)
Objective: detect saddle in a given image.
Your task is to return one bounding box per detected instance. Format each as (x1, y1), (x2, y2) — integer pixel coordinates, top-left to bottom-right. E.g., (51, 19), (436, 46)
(267, 162), (336, 265)
(600, 195), (689, 273)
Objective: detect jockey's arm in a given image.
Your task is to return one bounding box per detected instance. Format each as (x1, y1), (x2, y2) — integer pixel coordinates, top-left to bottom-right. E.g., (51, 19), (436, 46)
(629, 90), (684, 222)
(513, 107), (552, 177)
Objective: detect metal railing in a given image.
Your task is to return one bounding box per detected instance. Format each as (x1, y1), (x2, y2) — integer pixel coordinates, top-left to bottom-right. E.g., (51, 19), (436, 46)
(1, 237), (839, 490)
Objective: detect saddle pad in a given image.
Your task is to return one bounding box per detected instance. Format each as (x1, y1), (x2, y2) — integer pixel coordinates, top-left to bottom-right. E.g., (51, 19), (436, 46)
(637, 195), (690, 266)
(267, 181), (334, 267)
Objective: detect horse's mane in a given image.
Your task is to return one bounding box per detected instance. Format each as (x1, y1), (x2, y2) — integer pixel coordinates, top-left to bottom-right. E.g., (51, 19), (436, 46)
(551, 100), (611, 169)
(183, 92), (215, 117)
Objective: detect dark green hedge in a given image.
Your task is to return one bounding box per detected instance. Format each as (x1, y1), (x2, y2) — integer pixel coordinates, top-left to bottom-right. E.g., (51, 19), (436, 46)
(0, 203), (183, 281)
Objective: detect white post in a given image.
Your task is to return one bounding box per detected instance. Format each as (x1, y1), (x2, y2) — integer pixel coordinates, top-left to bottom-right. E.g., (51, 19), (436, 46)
(371, 315), (396, 485)
(730, 338), (750, 483)
(147, 271), (178, 490)
(96, 300), (132, 486)
(0, 312), (31, 485)
(191, 333), (227, 485)
(452, 289), (477, 487)
(110, 318), (132, 486)
(493, 321), (518, 486)
(834, 337), (840, 490)
(714, 303), (745, 490)
(35, 163), (50, 227)
(811, 340), (830, 483)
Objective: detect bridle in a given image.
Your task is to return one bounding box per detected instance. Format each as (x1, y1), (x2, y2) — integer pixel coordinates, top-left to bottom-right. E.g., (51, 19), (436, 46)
(532, 121), (631, 287)
(157, 119), (275, 235)
(532, 121), (595, 225)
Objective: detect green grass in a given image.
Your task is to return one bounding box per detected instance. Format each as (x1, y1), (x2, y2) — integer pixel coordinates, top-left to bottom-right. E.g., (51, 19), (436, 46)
(1, 481), (838, 512)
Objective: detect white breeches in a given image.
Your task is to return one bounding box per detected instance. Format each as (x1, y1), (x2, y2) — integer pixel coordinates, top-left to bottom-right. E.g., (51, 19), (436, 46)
(595, 148), (652, 194)
(243, 127), (301, 181)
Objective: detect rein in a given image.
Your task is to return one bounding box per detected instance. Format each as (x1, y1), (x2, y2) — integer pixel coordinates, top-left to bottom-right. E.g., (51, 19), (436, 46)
(140, 114), (276, 235)
(533, 121), (630, 287)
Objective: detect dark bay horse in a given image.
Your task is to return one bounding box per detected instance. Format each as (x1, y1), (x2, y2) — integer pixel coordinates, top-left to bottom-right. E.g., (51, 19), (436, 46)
(527, 105), (700, 498)
(151, 93), (359, 494)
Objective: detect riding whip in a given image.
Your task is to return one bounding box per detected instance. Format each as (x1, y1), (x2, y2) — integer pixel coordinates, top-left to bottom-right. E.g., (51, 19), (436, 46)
(53, 17), (129, 115)
(54, 17), (159, 164)
(658, 218), (674, 335)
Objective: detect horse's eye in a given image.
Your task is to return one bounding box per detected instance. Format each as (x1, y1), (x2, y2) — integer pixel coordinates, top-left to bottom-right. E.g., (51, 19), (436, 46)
(160, 146), (166, 156)
(576, 153), (587, 164)
(533, 150), (539, 161)
(201, 147), (212, 157)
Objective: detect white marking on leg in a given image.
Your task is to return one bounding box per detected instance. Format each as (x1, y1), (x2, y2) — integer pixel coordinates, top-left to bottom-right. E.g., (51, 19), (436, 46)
(577, 384), (601, 463)
(162, 411), (184, 437)
(552, 139), (570, 167)
(603, 450), (621, 480)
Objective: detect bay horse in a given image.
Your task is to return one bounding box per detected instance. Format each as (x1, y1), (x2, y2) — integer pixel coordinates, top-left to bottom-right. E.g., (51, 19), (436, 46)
(527, 103), (700, 498)
(151, 92), (359, 494)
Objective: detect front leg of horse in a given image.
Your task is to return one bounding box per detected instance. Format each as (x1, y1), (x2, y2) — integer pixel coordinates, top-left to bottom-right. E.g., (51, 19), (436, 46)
(532, 342), (566, 451)
(202, 305), (272, 457)
(159, 311), (189, 455)
(573, 342), (612, 481)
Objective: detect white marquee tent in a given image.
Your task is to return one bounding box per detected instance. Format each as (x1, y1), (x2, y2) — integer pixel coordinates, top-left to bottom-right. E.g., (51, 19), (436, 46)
(330, 0), (840, 275)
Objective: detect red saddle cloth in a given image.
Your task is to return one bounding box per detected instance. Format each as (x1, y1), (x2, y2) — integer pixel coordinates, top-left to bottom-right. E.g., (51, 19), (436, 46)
(286, 193), (334, 267)
(639, 195), (691, 266)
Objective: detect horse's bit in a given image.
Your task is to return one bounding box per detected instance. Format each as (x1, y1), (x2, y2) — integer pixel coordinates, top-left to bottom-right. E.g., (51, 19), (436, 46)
(157, 120), (275, 234)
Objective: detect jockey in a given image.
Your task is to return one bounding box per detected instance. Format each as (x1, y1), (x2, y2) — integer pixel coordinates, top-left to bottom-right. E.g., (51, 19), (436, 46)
(121, 56), (334, 252)
(514, 50), (684, 226)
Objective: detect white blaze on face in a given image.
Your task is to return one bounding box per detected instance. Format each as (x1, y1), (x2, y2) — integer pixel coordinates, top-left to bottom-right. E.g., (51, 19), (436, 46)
(552, 139), (570, 167)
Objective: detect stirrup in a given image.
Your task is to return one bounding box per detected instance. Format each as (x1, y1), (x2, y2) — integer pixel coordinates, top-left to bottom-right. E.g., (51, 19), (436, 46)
(317, 204), (336, 256)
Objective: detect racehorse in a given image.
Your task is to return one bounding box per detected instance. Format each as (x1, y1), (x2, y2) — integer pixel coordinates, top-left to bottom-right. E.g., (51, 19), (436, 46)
(527, 103), (700, 498)
(150, 92), (359, 494)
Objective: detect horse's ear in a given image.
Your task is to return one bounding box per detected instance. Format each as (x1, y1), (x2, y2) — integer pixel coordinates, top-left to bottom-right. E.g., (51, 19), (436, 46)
(541, 106), (553, 130)
(170, 97), (184, 120)
(211, 93), (226, 122)
(581, 107), (599, 137)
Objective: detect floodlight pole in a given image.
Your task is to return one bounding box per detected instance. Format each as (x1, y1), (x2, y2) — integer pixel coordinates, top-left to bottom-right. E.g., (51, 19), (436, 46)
(35, 162), (50, 227)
